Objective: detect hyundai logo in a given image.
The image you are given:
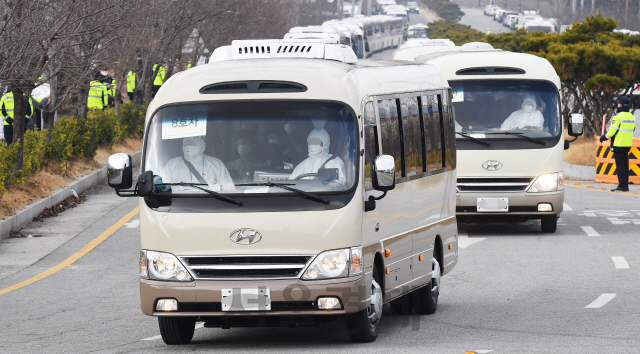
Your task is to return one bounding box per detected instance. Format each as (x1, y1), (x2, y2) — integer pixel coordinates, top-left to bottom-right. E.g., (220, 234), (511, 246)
(482, 160), (503, 171)
(230, 229), (262, 245)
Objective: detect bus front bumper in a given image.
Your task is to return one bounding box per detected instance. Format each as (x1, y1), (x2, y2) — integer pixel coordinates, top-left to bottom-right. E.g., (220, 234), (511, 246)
(455, 190), (564, 217)
(140, 275), (367, 317)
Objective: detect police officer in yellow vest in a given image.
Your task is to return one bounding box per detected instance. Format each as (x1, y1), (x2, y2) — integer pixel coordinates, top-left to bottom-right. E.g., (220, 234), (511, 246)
(600, 96), (636, 192)
(88, 74), (108, 111)
(107, 79), (116, 107)
(1, 88), (34, 145)
(126, 70), (136, 102)
(152, 64), (165, 98)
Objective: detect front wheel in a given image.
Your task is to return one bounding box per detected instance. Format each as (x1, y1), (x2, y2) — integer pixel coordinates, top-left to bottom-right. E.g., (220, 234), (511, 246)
(158, 317), (196, 345)
(346, 265), (382, 343)
(541, 215), (558, 233)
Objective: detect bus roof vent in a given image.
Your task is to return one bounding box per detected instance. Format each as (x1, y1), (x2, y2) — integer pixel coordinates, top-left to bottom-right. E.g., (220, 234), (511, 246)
(456, 67), (526, 75)
(200, 81), (307, 94)
(460, 42), (500, 52)
(209, 39), (357, 64)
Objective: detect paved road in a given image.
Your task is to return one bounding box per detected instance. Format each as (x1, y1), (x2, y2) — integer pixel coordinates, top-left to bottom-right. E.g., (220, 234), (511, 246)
(1, 176), (639, 353)
(460, 7), (513, 34)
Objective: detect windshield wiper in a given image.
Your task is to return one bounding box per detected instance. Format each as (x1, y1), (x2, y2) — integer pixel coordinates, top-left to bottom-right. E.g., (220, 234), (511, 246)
(485, 131), (546, 145)
(456, 132), (490, 146)
(236, 182), (330, 205)
(158, 182), (243, 206)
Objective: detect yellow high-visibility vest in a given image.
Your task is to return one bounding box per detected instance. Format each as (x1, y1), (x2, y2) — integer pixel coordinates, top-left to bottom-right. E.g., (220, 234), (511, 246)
(606, 111), (636, 147)
(88, 80), (107, 110)
(153, 64), (165, 86)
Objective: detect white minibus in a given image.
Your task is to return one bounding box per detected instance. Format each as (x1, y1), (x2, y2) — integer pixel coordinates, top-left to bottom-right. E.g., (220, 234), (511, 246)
(415, 43), (583, 232)
(107, 38), (458, 344)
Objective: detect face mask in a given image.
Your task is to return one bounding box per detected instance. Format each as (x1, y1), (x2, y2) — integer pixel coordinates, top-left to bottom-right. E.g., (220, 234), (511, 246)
(238, 144), (251, 156)
(308, 144), (323, 158)
(268, 139), (279, 145)
(183, 140), (198, 155)
(524, 105), (534, 113)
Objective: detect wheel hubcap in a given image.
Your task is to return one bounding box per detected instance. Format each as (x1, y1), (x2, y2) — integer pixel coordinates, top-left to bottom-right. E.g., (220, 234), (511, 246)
(369, 278), (383, 324)
(431, 258), (441, 295)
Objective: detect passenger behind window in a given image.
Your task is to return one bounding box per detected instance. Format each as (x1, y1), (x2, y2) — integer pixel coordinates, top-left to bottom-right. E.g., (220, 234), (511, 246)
(500, 95), (544, 131)
(282, 122), (307, 167)
(162, 136), (236, 191)
(290, 128), (346, 185)
(226, 130), (265, 183)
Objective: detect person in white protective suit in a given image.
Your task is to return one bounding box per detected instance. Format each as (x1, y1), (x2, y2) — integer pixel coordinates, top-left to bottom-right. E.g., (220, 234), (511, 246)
(290, 128), (346, 185)
(500, 95), (545, 131)
(162, 136), (236, 191)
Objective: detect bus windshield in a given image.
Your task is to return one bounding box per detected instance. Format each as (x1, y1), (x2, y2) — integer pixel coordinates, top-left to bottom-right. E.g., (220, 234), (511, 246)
(450, 79), (560, 137)
(144, 101), (357, 195)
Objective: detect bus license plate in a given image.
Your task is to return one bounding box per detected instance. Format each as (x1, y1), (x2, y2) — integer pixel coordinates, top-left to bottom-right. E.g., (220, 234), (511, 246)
(221, 288), (271, 311)
(477, 198), (509, 212)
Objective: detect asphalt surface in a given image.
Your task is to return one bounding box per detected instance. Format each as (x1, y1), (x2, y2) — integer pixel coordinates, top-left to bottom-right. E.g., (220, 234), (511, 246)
(459, 7), (513, 34)
(1, 174), (639, 353)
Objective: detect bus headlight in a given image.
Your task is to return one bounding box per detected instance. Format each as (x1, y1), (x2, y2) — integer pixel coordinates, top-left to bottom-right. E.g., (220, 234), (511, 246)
(143, 250), (193, 282)
(528, 173), (560, 193)
(302, 247), (363, 280)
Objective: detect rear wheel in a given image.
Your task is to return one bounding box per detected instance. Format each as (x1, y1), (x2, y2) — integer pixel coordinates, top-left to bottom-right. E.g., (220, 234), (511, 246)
(346, 265), (382, 343)
(158, 317), (196, 345)
(541, 215), (558, 233)
(413, 256), (440, 314)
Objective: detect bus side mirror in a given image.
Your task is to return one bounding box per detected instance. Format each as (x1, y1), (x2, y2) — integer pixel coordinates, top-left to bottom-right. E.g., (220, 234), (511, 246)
(372, 155), (396, 192)
(366, 155), (396, 212)
(568, 113), (584, 137)
(108, 153), (133, 189)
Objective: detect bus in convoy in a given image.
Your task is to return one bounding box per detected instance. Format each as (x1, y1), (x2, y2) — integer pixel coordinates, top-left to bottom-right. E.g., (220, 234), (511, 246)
(394, 38), (457, 60)
(107, 38), (458, 344)
(414, 42), (583, 232)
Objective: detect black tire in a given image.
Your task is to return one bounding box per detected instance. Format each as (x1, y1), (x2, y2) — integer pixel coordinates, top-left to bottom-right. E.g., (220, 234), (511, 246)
(346, 265), (381, 343)
(541, 215), (558, 233)
(413, 255), (440, 315)
(158, 317), (196, 345)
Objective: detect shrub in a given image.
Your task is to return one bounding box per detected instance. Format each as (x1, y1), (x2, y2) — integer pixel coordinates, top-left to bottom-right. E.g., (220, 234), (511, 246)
(0, 141), (19, 194)
(423, 0), (464, 23)
(92, 108), (122, 146)
(119, 102), (145, 139)
(73, 114), (99, 159)
(46, 116), (77, 168)
(22, 130), (48, 179)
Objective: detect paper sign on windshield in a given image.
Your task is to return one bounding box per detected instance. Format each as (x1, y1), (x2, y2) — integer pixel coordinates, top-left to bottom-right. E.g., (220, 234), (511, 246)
(162, 107), (207, 140)
(451, 83), (464, 102)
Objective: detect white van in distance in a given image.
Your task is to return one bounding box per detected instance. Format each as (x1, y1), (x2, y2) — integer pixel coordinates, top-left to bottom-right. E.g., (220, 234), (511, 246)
(107, 38), (459, 344)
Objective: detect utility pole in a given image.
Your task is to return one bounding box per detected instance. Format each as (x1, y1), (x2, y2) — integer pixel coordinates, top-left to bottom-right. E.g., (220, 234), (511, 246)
(571, 0), (576, 17)
(591, 0), (595, 15)
(624, 0), (628, 25)
(367, 0), (372, 16)
(295, 0), (300, 26)
(340, 0), (344, 19)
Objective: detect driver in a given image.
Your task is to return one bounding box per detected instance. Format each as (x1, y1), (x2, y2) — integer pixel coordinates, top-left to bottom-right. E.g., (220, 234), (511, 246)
(500, 95), (544, 131)
(162, 136), (236, 191)
(290, 128), (346, 185)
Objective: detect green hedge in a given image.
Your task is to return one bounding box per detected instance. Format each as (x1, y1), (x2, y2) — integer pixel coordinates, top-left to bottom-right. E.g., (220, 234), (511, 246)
(422, 0), (464, 23)
(1, 102), (146, 195)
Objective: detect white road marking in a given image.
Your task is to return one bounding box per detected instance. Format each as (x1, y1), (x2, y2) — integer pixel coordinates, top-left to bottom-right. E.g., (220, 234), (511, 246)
(585, 293), (616, 308)
(563, 203), (573, 211)
(579, 212), (596, 217)
(458, 230), (486, 249)
(142, 323), (204, 341)
(476, 351), (494, 354)
(125, 219), (140, 228)
(581, 226), (600, 237)
(611, 256), (629, 269)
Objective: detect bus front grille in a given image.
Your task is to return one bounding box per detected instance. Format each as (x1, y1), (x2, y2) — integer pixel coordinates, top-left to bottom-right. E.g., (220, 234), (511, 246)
(180, 255), (313, 280)
(457, 177), (533, 193)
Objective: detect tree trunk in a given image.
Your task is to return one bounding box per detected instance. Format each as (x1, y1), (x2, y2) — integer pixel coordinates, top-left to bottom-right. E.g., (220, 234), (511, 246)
(11, 89), (26, 177)
(76, 86), (89, 120)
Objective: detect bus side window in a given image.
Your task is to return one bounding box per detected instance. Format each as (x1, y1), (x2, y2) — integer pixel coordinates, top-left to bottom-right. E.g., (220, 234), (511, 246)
(379, 99), (404, 180)
(401, 97), (424, 177)
(436, 94), (446, 169)
(364, 102), (378, 191)
(422, 95), (443, 172)
(442, 89), (457, 171)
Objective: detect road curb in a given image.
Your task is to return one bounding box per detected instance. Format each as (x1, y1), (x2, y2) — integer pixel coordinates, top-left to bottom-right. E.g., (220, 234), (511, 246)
(563, 162), (596, 181)
(0, 151), (141, 241)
